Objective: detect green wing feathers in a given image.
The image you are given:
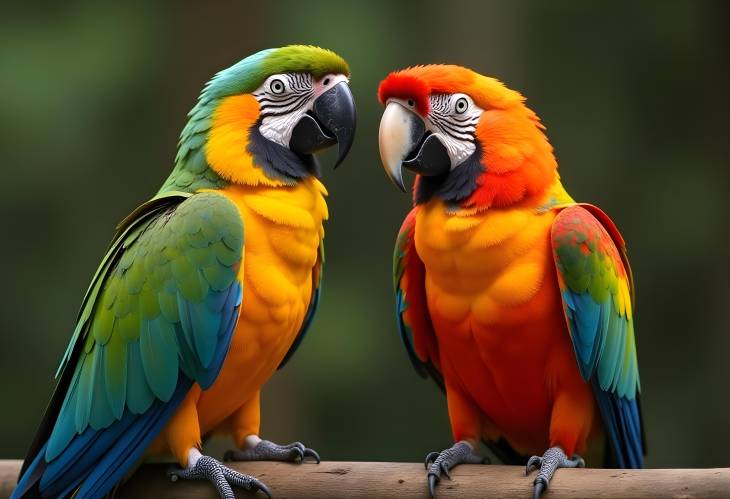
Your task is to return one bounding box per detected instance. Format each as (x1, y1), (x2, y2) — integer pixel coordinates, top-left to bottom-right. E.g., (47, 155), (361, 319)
(46, 192), (244, 460)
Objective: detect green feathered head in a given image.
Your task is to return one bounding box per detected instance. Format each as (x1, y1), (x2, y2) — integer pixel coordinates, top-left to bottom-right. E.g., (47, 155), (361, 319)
(202, 45), (350, 101)
(167, 45), (355, 193)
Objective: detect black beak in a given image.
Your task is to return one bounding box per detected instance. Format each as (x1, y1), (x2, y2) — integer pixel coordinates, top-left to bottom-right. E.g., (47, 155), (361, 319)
(402, 133), (451, 178)
(289, 81), (357, 168)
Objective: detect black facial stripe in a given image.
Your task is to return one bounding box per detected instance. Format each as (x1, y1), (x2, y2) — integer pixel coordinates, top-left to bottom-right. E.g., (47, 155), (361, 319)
(260, 106), (305, 118)
(260, 92), (308, 107)
(442, 131), (473, 142)
(260, 93), (311, 117)
(431, 94), (450, 106)
(289, 73), (311, 92)
(264, 90), (311, 107)
(443, 130), (474, 142)
(451, 114), (479, 124)
(290, 74), (303, 90)
(430, 110), (477, 128)
(257, 94), (301, 106)
(431, 122), (472, 139)
(429, 114), (474, 140)
(433, 118), (473, 140)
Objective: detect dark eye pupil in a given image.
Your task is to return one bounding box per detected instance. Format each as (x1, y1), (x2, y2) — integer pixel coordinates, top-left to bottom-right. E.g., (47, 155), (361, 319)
(456, 98), (467, 112)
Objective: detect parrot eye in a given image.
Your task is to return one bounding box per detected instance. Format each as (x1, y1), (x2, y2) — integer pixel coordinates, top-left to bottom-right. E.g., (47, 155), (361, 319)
(270, 79), (285, 94)
(454, 97), (468, 114)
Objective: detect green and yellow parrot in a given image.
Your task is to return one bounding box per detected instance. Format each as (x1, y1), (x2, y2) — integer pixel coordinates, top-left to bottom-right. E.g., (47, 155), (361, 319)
(13, 45), (356, 499)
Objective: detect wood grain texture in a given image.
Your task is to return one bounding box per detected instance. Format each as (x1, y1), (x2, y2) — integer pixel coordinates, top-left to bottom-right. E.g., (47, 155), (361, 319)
(1, 460), (728, 498)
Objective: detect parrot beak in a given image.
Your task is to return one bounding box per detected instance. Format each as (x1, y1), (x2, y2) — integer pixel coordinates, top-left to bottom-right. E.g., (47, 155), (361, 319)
(378, 102), (451, 192)
(289, 81), (357, 168)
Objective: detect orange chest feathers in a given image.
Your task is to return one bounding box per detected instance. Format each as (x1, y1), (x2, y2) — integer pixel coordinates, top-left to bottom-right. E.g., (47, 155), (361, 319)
(415, 200), (561, 336)
(414, 200), (579, 452)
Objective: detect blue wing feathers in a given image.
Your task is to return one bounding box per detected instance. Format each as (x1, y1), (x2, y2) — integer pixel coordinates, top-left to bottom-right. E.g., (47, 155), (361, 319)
(78, 380), (191, 498)
(593, 383), (643, 468)
(564, 291), (612, 381)
(16, 377), (193, 499)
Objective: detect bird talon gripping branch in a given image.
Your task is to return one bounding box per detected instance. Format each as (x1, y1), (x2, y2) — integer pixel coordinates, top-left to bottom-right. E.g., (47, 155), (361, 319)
(526, 447), (585, 497)
(225, 440), (321, 464)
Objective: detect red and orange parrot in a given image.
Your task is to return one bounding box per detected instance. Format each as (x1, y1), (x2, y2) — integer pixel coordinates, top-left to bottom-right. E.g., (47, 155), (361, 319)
(377, 65), (643, 497)
(14, 45), (356, 499)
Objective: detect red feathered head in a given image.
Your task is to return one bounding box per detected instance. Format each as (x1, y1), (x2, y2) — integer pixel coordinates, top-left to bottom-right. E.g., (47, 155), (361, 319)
(378, 65), (558, 209)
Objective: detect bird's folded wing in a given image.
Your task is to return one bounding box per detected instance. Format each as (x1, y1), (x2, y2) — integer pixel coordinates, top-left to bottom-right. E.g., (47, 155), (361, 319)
(551, 204), (644, 468)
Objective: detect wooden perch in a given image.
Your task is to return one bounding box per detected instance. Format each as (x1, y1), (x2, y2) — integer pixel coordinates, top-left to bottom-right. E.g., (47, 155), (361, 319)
(1, 460), (728, 498)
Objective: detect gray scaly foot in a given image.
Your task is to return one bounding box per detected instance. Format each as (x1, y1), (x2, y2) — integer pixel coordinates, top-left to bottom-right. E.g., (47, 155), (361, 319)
(424, 440), (486, 497)
(224, 439), (321, 464)
(168, 455), (271, 499)
(526, 446), (584, 498)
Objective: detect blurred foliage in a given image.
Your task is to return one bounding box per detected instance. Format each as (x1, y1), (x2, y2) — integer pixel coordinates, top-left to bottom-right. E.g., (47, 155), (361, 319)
(0, 0), (728, 468)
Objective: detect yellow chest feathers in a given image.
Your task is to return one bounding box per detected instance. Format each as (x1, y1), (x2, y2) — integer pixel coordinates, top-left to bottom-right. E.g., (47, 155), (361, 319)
(415, 200), (556, 310)
(214, 177), (328, 303)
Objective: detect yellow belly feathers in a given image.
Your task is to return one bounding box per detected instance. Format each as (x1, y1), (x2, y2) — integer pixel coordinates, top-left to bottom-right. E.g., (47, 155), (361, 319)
(195, 177), (328, 431)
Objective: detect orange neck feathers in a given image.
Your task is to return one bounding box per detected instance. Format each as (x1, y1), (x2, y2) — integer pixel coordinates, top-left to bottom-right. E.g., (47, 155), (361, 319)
(467, 104), (558, 209)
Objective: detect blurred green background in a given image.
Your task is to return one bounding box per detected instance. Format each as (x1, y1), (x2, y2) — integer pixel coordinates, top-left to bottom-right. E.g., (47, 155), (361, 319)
(1, 0), (728, 469)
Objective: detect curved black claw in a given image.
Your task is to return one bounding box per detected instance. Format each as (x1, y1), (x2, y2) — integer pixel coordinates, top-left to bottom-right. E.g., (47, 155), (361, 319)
(428, 473), (438, 497)
(224, 439), (321, 464)
(525, 446), (585, 498)
(168, 455), (271, 499)
(424, 441), (485, 497)
(424, 451), (440, 469)
(532, 479), (546, 499)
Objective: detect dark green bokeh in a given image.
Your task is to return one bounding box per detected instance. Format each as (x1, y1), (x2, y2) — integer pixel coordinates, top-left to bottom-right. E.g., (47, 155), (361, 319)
(1, 1), (728, 468)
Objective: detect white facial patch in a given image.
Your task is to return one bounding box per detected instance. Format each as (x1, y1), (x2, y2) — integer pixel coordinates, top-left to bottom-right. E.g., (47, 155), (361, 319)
(253, 73), (314, 147)
(425, 93), (483, 169)
(252, 73), (349, 148)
